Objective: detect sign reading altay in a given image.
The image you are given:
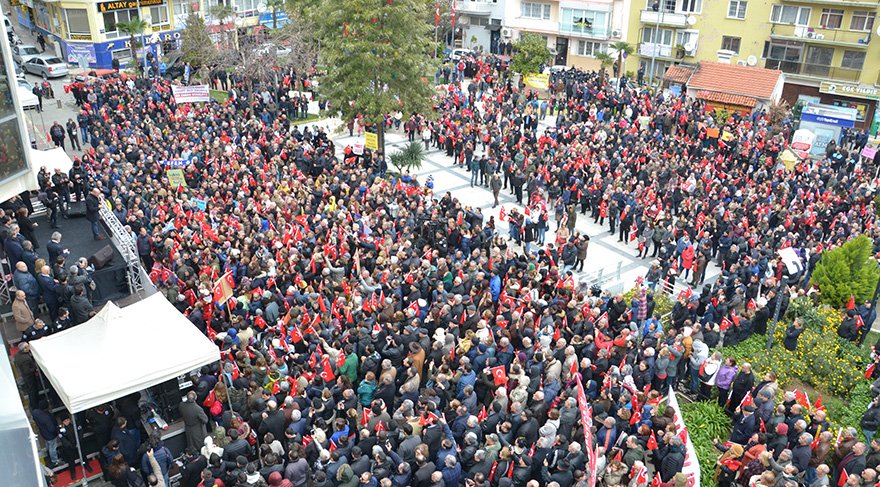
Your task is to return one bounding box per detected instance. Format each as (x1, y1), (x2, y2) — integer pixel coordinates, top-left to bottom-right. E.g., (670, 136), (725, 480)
(98, 0), (163, 12)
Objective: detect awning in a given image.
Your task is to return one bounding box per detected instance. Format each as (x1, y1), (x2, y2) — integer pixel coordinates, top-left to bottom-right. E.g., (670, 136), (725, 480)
(30, 294), (220, 413)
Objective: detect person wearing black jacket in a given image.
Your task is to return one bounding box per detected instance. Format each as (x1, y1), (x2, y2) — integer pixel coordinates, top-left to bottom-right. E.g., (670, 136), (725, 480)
(861, 396), (880, 444)
(85, 188), (104, 240)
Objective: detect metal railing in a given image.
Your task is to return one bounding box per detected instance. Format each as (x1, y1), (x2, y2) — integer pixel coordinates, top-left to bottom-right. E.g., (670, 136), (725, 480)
(98, 204), (150, 295)
(770, 23), (872, 46)
(764, 58), (862, 81)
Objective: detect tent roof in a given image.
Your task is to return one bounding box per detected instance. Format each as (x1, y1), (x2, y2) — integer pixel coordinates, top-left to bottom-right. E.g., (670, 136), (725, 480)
(30, 294), (219, 413)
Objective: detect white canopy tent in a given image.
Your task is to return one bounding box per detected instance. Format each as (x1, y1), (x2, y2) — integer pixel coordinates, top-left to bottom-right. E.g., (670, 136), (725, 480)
(0, 351), (46, 487)
(30, 147), (73, 185)
(29, 293), (220, 414)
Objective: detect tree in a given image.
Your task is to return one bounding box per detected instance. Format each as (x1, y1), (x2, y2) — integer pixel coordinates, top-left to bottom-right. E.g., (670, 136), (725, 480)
(180, 14), (217, 74)
(595, 52), (614, 84)
(117, 18), (149, 72)
(210, 4), (235, 49)
(510, 33), (550, 75)
(609, 41), (634, 78)
(313, 0), (436, 156)
(266, 0), (285, 29)
(812, 235), (880, 308)
(389, 142), (425, 175)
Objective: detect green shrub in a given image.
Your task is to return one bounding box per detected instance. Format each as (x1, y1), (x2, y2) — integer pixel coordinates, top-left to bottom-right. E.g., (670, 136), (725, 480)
(680, 401), (730, 487)
(623, 287), (674, 319)
(811, 235), (880, 309)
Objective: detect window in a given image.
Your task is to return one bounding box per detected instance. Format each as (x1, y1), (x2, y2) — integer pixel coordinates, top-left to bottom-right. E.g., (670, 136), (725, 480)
(680, 0), (701, 14)
(520, 3), (550, 20)
(851, 11), (875, 31)
(149, 5), (170, 28)
(819, 8), (843, 29)
(675, 30), (698, 51)
(762, 40), (803, 73)
(575, 40), (606, 57)
(103, 9), (139, 38)
(234, 0), (258, 17)
(111, 48), (132, 61)
(803, 45), (833, 76)
(721, 35), (741, 54)
(770, 5), (810, 25)
(64, 8), (90, 36)
(727, 0), (746, 19)
(642, 26), (673, 45)
(173, 1), (193, 18)
(560, 8), (610, 37)
(841, 50), (865, 70)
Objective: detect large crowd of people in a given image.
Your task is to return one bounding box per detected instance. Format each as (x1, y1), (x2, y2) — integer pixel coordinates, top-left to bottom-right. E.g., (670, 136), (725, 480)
(5, 51), (880, 487)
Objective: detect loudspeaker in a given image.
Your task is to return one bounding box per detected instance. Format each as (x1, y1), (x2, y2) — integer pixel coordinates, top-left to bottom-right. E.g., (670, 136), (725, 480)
(88, 245), (114, 269)
(67, 201), (86, 217)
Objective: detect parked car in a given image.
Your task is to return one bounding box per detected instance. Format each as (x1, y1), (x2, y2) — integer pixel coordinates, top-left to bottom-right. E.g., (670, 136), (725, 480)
(22, 55), (69, 79)
(256, 43), (292, 57)
(12, 44), (40, 66)
(162, 52), (198, 81)
(15, 84), (38, 110)
(86, 69), (132, 81)
(447, 48), (475, 62)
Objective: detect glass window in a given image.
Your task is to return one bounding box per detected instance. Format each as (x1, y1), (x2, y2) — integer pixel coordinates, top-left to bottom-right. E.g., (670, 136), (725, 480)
(575, 40), (606, 57)
(850, 11), (875, 31)
(819, 9), (843, 29)
(520, 3), (551, 20)
(681, 0), (701, 14)
(770, 5), (810, 25)
(560, 8), (609, 37)
(763, 40), (802, 74)
(727, 0), (746, 19)
(103, 9), (139, 38)
(64, 8), (90, 36)
(721, 36), (740, 53)
(841, 50), (865, 70)
(642, 26), (673, 45)
(173, 1), (192, 17)
(234, 0), (258, 17)
(150, 5), (170, 27)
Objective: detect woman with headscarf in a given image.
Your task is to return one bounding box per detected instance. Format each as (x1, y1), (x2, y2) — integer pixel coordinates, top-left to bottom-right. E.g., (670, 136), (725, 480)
(715, 442), (744, 487)
(201, 435), (224, 459)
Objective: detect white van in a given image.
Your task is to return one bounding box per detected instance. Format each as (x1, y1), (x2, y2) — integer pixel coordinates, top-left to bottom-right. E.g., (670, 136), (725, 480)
(2, 15), (13, 33)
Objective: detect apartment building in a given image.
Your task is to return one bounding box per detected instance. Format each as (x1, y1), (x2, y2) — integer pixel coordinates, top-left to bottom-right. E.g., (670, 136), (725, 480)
(624, 0), (880, 131)
(500, 0), (633, 70)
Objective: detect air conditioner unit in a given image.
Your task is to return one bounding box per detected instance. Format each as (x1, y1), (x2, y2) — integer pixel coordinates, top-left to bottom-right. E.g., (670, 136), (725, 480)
(806, 31), (817, 38)
(611, 29), (621, 38)
(814, 34), (824, 40)
(501, 27), (513, 38)
(736, 60), (748, 66)
(794, 26), (808, 37)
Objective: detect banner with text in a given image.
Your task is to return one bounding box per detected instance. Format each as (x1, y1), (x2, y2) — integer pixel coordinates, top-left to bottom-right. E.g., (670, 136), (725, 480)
(171, 84), (211, 104)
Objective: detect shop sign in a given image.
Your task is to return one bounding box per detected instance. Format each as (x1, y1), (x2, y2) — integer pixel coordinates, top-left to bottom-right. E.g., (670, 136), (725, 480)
(98, 0), (163, 13)
(69, 34), (92, 41)
(819, 82), (880, 101)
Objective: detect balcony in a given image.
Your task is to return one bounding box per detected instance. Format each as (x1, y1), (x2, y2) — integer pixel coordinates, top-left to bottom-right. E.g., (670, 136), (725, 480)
(559, 23), (611, 39)
(457, 0), (493, 15)
(639, 9), (688, 28)
(639, 42), (675, 59)
(765, 58), (861, 82)
(780, 0), (880, 7)
(770, 23), (871, 48)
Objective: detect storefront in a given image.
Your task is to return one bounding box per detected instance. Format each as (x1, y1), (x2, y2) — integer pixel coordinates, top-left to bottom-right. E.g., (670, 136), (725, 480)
(798, 103), (858, 158)
(782, 81), (879, 136)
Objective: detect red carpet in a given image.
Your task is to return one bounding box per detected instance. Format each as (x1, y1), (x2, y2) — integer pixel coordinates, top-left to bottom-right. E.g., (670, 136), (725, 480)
(51, 458), (102, 487)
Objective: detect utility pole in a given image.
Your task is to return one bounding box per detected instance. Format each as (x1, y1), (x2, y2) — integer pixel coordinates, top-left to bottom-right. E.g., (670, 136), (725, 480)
(648, 1), (663, 86)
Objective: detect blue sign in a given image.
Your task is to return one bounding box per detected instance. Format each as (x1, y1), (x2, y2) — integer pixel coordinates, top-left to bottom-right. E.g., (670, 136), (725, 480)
(259, 11), (289, 28)
(192, 198), (207, 211)
(161, 159), (189, 168)
(800, 112), (856, 128)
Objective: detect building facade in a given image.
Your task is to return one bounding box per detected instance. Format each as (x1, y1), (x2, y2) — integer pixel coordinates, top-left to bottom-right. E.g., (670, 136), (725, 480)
(624, 0), (880, 131)
(10, 0), (269, 69)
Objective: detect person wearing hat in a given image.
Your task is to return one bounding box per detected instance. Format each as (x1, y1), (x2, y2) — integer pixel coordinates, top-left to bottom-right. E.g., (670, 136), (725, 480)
(730, 404), (758, 445)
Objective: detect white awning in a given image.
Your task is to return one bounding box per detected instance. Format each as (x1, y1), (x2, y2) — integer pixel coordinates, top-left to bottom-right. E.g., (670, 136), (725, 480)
(30, 294), (220, 413)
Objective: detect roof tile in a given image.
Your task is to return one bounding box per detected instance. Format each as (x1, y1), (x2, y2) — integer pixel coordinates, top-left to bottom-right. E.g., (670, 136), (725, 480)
(696, 90), (758, 108)
(686, 62), (782, 100)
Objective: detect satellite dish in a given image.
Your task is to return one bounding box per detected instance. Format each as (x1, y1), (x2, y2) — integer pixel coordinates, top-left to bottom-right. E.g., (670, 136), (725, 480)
(257, 3), (267, 13)
(686, 15), (697, 26)
(683, 41), (696, 52)
(747, 55), (758, 66)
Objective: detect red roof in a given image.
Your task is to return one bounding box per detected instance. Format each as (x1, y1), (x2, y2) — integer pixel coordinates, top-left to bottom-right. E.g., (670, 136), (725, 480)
(696, 90), (757, 108)
(662, 65), (694, 84)
(686, 62), (782, 100)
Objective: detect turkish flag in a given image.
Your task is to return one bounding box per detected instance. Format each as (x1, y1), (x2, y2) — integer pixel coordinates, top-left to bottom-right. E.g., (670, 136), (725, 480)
(320, 355), (335, 382)
(838, 468), (848, 487)
(740, 391), (755, 408)
(647, 431), (658, 450)
(865, 363), (876, 379)
(360, 408), (370, 426)
(720, 317), (732, 331)
(491, 365), (508, 386)
(478, 406), (488, 422)
(846, 295), (856, 310)
(747, 298), (757, 310)
(289, 326), (303, 343)
(630, 410), (642, 426)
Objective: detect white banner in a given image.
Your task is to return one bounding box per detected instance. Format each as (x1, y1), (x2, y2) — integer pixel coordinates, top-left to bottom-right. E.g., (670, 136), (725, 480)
(171, 84), (211, 104)
(667, 386), (701, 486)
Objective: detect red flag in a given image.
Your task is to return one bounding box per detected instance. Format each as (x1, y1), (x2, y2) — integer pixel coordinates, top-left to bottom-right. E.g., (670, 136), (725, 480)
(318, 296), (327, 313)
(613, 449), (623, 462)
(740, 391), (755, 409)
(813, 395), (824, 411)
(730, 311), (741, 326)
(375, 420), (386, 432)
(677, 287), (693, 301)
(320, 355), (335, 382)
(865, 363), (877, 379)
(407, 300), (420, 315)
(289, 326), (303, 343)
(570, 359), (578, 377)
(360, 408), (370, 426)
(553, 326), (561, 342)
(720, 317), (732, 331)
(337, 352), (347, 369)
(647, 431), (658, 450)
(847, 295), (856, 310)
(230, 360), (240, 381)
(856, 315), (865, 330)
(635, 466), (648, 484)
(499, 206), (507, 222)
(794, 389), (811, 410)
(478, 406), (488, 422)
(630, 410), (642, 425)
(838, 468), (849, 487)
(491, 365), (508, 386)
(650, 472), (662, 487)
(747, 298), (757, 310)
(206, 325), (217, 342)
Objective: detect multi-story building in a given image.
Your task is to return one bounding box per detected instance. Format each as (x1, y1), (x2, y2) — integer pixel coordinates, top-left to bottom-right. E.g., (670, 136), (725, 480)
(501, 0), (633, 70)
(624, 0), (880, 132)
(9, 0), (277, 69)
(455, 0), (506, 54)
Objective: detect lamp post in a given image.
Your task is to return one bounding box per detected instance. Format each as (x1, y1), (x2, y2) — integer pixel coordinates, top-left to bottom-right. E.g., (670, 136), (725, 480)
(647, 1), (663, 87)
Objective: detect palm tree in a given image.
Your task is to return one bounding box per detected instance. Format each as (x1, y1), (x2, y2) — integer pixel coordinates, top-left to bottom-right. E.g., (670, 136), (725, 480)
(210, 4), (235, 48)
(389, 142), (426, 175)
(609, 41), (634, 79)
(117, 18), (149, 73)
(266, 0), (284, 29)
(596, 52), (614, 84)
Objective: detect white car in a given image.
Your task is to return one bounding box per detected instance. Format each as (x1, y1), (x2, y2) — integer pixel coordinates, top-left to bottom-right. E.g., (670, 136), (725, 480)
(12, 44), (40, 66)
(256, 43), (292, 57)
(15, 85), (38, 110)
(449, 48), (475, 61)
